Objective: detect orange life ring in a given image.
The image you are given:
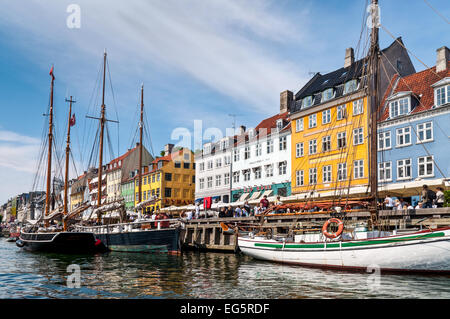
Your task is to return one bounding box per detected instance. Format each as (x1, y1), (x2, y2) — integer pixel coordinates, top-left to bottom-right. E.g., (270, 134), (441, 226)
(322, 218), (344, 239)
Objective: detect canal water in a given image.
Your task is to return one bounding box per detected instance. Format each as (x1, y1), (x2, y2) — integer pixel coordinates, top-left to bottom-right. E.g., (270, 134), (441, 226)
(1, 239), (450, 299)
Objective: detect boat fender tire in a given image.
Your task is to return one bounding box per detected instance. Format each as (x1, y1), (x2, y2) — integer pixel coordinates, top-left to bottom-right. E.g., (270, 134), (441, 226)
(16, 239), (25, 248)
(322, 218), (344, 239)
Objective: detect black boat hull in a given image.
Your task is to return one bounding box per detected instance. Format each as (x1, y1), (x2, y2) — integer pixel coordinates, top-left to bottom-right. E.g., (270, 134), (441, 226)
(96, 228), (180, 253)
(18, 232), (107, 253)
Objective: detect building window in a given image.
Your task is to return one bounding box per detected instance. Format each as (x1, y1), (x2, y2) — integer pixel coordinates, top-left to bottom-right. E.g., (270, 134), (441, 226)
(296, 142), (304, 158)
(203, 144), (211, 154)
(278, 161), (287, 175)
(344, 80), (358, 95)
(215, 175), (222, 187)
(389, 97), (410, 119)
(353, 127), (364, 145)
(302, 96), (313, 108)
(309, 168), (317, 185)
(183, 162), (190, 169)
(279, 136), (287, 151)
(337, 163), (347, 181)
(199, 178), (204, 190)
(199, 162), (205, 172)
(296, 170), (304, 186)
(354, 160), (364, 179)
(296, 118), (304, 132)
(309, 139), (317, 155)
(396, 127), (412, 147)
(243, 169), (251, 181)
(337, 105), (346, 120)
(308, 114), (317, 128)
(156, 188), (160, 197)
(417, 122), (433, 143)
(233, 172), (240, 183)
(418, 156), (434, 178)
(253, 167), (262, 179)
(322, 109), (331, 124)
(207, 160), (213, 170)
(267, 140), (274, 154)
(233, 149), (240, 162)
(323, 165), (332, 183)
(244, 146), (251, 160)
(207, 177), (213, 188)
(353, 99), (364, 115)
(397, 159), (412, 180)
(224, 173), (230, 185)
(337, 132), (347, 149)
(265, 164), (274, 178)
(378, 131), (391, 150)
(322, 136), (331, 152)
(164, 173), (172, 181)
(378, 162), (392, 182)
(435, 85), (450, 106)
(224, 155), (231, 166)
(276, 119), (283, 131)
(215, 158), (222, 168)
(255, 143), (262, 157)
(156, 173), (160, 182)
(322, 88), (334, 102)
(164, 188), (172, 198)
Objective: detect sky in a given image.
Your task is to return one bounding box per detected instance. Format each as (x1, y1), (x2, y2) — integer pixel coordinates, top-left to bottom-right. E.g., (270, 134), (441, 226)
(0, 0), (448, 204)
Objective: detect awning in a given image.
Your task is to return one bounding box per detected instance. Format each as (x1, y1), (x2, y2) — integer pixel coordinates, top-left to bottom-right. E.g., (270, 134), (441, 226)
(238, 192), (250, 202)
(89, 186), (106, 195)
(261, 190), (273, 198)
(249, 191), (261, 200)
(89, 175), (106, 185)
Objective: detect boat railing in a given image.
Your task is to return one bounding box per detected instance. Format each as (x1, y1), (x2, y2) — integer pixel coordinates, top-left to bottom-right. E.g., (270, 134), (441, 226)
(74, 218), (182, 234)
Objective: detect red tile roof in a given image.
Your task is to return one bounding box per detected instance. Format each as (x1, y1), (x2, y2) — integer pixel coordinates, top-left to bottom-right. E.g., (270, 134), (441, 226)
(107, 144), (139, 171)
(380, 61), (450, 121)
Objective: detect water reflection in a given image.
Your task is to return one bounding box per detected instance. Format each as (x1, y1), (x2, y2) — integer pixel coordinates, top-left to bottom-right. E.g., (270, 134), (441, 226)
(1, 240), (450, 299)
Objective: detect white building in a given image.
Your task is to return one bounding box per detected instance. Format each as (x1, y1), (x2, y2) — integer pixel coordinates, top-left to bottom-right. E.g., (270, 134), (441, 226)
(195, 136), (234, 204)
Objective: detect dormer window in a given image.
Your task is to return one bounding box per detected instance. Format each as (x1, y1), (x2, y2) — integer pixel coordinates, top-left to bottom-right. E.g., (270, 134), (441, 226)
(432, 78), (450, 107)
(249, 128), (256, 138)
(276, 119), (283, 131)
(321, 88), (334, 102)
(203, 144), (211, 154)
(389, 96), (410, 119)
(302, 96), (313, 108)
(344, 80), (358, 95)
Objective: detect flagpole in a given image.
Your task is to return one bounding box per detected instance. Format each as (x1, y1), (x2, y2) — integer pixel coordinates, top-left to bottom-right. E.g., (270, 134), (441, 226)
(63, 96), (75, 231)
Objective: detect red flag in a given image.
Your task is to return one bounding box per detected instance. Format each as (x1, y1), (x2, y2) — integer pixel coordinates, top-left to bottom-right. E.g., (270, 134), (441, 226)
(204, 197), (212, 210)
(49, 65), (55, 80)
(70, 113), (76, 127)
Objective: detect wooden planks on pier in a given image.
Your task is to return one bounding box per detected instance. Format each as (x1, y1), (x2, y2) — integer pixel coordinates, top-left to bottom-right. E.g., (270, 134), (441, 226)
(179, 208), (450, 252)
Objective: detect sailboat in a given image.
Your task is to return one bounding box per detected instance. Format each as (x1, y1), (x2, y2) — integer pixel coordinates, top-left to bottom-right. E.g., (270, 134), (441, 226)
(17, 66), (107, 253)
(74, 53), (181, 254)
(236, 0), (450, 274)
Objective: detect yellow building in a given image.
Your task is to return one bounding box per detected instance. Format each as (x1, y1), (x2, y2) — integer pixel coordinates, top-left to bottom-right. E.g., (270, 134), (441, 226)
(135, 145), (195, 212)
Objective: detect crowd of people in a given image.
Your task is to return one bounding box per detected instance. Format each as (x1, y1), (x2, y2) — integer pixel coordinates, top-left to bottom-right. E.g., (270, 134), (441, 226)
(382, 185), (445, 211)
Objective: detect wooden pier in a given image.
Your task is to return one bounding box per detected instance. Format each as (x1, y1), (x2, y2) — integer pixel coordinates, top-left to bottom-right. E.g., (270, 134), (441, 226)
(180, 207), (450, 252)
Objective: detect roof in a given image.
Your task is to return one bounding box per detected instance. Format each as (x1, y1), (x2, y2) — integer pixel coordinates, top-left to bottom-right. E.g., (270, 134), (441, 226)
(379, 61), (450, 121)
(107, 144), (139, 172)
(292, 38), (405, 114)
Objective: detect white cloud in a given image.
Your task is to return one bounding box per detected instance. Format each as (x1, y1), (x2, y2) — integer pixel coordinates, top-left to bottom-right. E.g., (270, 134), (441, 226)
(0, 0), (309, 113)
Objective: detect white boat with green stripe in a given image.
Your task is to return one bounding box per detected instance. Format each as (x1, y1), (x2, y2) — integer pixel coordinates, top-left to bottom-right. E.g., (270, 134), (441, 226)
(238, 227), (450, 274)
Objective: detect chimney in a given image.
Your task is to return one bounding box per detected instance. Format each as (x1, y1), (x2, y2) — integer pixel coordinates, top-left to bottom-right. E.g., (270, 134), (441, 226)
(164, 143), (174, 155)
(239, 125), (246, 135)
(280, 90), (293, 114)
(345, 47), (355, 68)
(436, 46), (450, 73)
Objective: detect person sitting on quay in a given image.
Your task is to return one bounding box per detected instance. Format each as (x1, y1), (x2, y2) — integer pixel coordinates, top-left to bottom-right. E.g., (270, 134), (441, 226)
(421, 185), (436, 209)
(243, 201), (251, 214)
(234, 206), (242, 218)
(260, 195), (269, 210)
(225, 206), (234, 218)
(218, 207), (226, 218)
(415, 202), (424, 210)
(436, 187), (445, 208)
(384, 194), (394, 210)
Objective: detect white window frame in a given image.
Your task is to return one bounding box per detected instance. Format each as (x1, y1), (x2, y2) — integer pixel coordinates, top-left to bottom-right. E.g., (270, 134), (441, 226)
(337, 132), (347, 149)
(322, 109), (331, 124)
(309, 139), (317, 155)
(267, 140), (274, 154)
(296, 118), (304, 132)
(434, 85), (450, 107)
(243, 169), (251, 181)
(296, 142), (304, 158)
(353, 99), (364, 115)
(279, 136), (287, 151)
(244, 146), (251, 160)
(397, 158), (412, 181)
(416, 122), (433, 144)
(296, 170), (304, 186)
(207, 176), (213, 188)
(255, 143), (262, 157)
(224, 173), (230, 185)
(233, 172), (240, 183)
(278, 161), (287, 175)
(321, 88), (334, 102)
(344, 80), (358, 95)
(378, 131), (392, 151)
(233, 149), (240, 162)
(302, 96), (313, 108)
(378, 161), (392, 182)
(337, 163), (347, 181)
(215, 175), (222, 187)
(418, 156), (434, 178)
(354, 160), (364, 179)
(323, 165), (332, 183)
(322, 136), (331, 152)
(396, 126), (412, 147)
(389, 97), (410, 119)
(337, 105), (346, 120)
(265, 164), (274, 178)
(253, 167), (262, 180)
(309, 168), (317, 185)
(353, 127), (364, 145)
(308, 114), (317, 128)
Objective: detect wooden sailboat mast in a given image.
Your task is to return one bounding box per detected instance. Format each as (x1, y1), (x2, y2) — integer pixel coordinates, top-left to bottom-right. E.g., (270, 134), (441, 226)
(44, 67), (55, 226)
(63, 96), (75, 230)
(97, 51), (107, 211)
(138, 84), (144, 205)
(368, 0), (380, 213)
